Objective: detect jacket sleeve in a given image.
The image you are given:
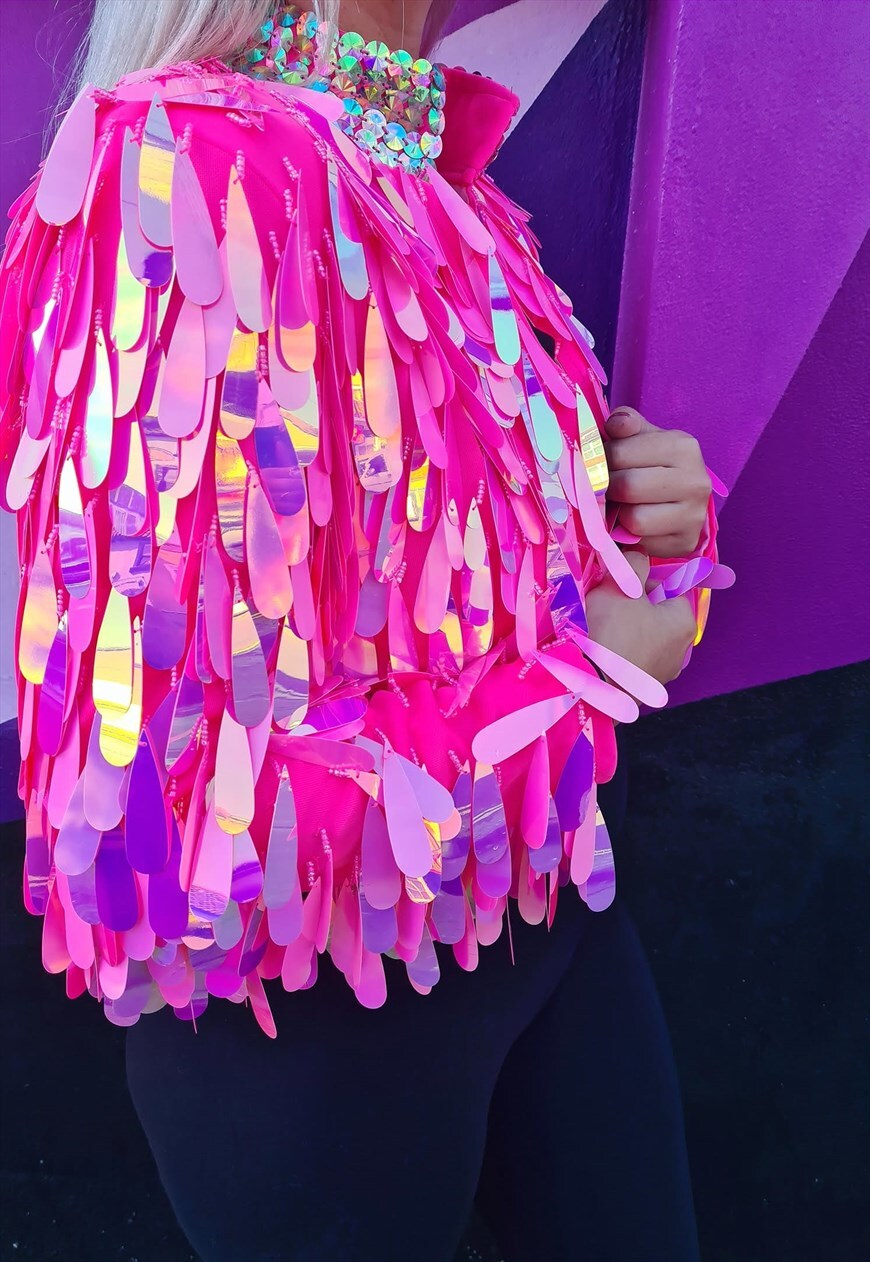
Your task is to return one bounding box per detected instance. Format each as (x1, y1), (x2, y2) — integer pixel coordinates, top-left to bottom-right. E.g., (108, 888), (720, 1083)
(0, 74), (354, 1025)
(0, 67), (731, 1028)
(465, 171), (734, 671)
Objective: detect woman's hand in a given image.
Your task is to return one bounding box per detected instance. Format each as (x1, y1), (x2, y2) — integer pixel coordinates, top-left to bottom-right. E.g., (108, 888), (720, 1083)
(585, 552), (697, 685)
(605, 407), (712, 557)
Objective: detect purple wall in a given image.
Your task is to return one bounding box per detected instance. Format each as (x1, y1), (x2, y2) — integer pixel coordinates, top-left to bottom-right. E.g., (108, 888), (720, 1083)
(676, 235), (870, 703)
(0, 0), (867, 733)
(0, 1), (86, 198)
(614, 0), (870, 701)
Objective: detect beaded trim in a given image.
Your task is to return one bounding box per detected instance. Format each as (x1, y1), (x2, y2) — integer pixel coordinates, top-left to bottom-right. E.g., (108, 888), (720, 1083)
(230, 3), (446, 172)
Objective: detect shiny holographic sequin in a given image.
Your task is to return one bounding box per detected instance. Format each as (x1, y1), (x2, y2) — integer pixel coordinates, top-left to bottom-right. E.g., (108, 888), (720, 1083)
(0, 11), (730, 1036)
(230, 3), (446, 172)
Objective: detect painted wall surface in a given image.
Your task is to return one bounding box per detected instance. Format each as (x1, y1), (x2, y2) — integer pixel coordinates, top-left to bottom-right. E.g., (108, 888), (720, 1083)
(614, 0), (870, 701)
(450, 0), (870, 702)
(0, 0), (867, 731)
(681, 234), (870, 703)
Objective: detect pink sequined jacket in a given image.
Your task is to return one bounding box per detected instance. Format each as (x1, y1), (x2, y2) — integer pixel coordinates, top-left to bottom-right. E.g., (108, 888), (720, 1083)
(0, 30), (729, 1033)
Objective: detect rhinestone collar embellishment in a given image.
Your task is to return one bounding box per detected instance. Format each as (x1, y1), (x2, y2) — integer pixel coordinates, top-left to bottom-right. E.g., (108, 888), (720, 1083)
(231, 3), (446, 172)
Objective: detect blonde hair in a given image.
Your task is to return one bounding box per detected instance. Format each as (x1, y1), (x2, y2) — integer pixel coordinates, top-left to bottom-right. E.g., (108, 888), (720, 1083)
(76, 0), (340, 90)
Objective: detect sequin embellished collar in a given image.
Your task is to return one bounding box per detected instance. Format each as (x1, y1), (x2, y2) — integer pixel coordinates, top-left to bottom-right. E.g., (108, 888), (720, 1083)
(231, 2), (446, 172)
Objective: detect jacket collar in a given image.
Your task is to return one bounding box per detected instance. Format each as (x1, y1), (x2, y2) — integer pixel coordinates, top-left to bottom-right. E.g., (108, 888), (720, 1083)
(437, 64), (519, 187)
(231, 3), (518, 183)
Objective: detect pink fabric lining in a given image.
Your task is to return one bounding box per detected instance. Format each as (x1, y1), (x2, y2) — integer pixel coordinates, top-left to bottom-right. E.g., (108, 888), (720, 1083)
(438, 66), (520, 186)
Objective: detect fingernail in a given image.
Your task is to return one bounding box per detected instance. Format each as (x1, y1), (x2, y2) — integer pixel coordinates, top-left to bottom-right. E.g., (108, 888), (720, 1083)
(606, 409), (631, 432)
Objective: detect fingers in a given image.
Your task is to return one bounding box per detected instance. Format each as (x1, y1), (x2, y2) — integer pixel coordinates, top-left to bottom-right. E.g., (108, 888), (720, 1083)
(660, 594), (697, 651)
(607, 465), (685, 505)
(616, 502), (688, 540)
(642, 535), (701, 559)
(605, 407), (656, 439)
(667, 593), (697, 634)
(619, 512), (703, 557)
(607, 451), (709, 556)
(607, 428), (703, 472)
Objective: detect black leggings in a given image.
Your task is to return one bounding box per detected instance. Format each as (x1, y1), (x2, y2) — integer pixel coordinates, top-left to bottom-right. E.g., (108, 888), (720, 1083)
(125, 764), (699, 1262)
